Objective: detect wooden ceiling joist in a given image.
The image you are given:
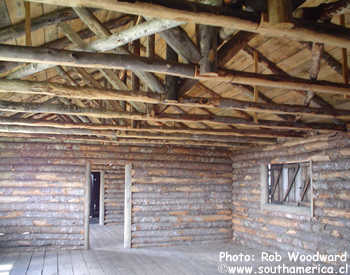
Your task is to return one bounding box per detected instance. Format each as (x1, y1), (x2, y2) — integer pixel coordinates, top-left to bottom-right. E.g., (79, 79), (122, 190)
(2, 79), (350, 119)
(0, 100), (344, 132)
(26, 0), (350, 49)
(0, 117), (304, 139)
(0, 132), (251, 149)
(0, 124), (277, 146)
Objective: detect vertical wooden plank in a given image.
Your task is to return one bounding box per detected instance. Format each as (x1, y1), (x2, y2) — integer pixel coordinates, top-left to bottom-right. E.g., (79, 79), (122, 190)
(260, 164), (267, 209)
(253, 50), (259, 122)
(309, 160), (314, 219)
(24, 1), (32, 46)
(267, 0), (292, 24)
(340, 15), (349, 85)
(99, 170), (105, 226)
(124, 163), (132, 249)
(84, 161), (91, 250)
(165, 44), (179, 100)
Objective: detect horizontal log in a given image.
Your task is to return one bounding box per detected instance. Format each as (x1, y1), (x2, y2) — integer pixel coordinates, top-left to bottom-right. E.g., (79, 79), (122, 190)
(0, 132), (246, 149)
(0, 124), (117, 138)
(0, 100), (344, 132)
(1, 79), (349, 119)
(213, 69), (350, 97)
(0, 148), (231, 164)
(0, 15), (134, 75)
(2, 46), (350, 97)
(132, 221), (231, 231)
(131, 227), (230, 237)
(132, 168), (231, 178)
(120, 131), (275, 144)
(6, 18), (182, 80)
(0, 45), (194, 79)
(133, 213), (232, 223)
(26, 0), (350, 49)
(0, 125), (268, 145)
(131, 184), (231, 192)
(132, 191), (231, 200)
(133, 203), (231, 212)
(0, 115), (305, 139)
(133, 177), (232, 185)
(0, 139), (230, 156)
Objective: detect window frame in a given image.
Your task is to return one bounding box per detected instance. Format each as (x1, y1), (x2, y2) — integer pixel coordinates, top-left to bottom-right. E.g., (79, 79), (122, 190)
(260, 160), (313, 217)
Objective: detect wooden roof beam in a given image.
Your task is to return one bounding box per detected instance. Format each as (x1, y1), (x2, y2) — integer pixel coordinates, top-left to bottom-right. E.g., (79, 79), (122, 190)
(2, 79), (350, 119)
(0, 117), (304, 138)
(0, 132), (249, 149)
(0, 15), (134, 75)
(26, 0), (350, 49)
(6, 18), (182, 80)
(0, 100), (344, 132)
(0, 124), (277, 145)
(2, 45), (350, 96)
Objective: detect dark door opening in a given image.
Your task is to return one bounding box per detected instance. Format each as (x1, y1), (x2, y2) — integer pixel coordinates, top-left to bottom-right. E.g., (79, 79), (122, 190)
(90, 172), (100, 224)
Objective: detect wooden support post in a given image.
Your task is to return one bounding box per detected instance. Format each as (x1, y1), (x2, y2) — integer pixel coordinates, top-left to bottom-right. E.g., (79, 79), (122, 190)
(309, 160), (314, 218)
(340, 15), (349, 86)
(198, 0), (221, 75)
(124, 164), (132, 249)
(253, 50), (259, 122)
(25, 2), (32, 46)
(198, 25), (218, 75)
(267, 0), (292, 24)
(84, 161), (91, 250)
(129, 40), (140, 126)
(99, 170), (105, 226)
(305, 42), (323, 106)
(165, 44), (179, 100)
(146, 34), (155, 115)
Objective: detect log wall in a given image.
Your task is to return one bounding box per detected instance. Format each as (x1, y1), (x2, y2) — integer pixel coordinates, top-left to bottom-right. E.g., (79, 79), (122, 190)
(231, 133), (350, 255)
(130, 153), (233, 248)
(0, 138), (232, 249)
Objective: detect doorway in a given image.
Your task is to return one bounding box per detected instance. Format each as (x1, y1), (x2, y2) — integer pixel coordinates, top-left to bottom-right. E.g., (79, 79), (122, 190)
(90, 172), (100, 224)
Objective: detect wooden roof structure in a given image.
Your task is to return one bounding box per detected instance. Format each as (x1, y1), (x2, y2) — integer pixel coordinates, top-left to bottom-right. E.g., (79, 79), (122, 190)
(0, 0), (349, 150)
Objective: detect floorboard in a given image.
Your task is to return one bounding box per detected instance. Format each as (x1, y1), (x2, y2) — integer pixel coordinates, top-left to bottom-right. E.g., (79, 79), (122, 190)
(0, 224), (271, 275)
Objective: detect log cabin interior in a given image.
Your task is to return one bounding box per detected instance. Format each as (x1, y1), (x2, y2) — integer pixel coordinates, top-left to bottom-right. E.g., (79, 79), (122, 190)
(0, 0), (349, 274)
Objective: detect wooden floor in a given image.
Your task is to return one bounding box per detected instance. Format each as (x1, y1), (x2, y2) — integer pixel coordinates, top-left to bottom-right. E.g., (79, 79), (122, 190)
(0, 224), (254, 275)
